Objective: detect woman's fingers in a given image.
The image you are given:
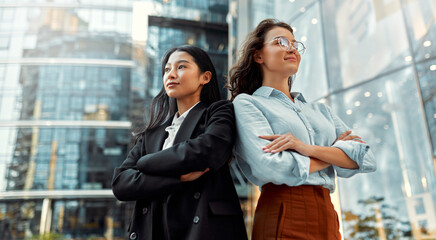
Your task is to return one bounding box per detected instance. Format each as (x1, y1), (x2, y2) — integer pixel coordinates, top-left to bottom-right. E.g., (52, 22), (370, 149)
(334, 131), (368, 144)
(262, 135), (283, 149)
(349, 135), (361, 139)
(342, 135), (360, 141)
(259, 135), (280, 140)
(181, 168), (210, 182)
(260, 133), (298, 153)
(339, 134), (366, 143)
(337, 130), (352, 140)
(264, 138), (287, 152)
(270, 145), (289, 153)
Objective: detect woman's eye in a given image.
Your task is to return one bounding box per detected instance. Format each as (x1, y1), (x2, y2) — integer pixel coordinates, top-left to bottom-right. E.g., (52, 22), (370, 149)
(178, 65), (186, 69)
(164, 67), (171, 73)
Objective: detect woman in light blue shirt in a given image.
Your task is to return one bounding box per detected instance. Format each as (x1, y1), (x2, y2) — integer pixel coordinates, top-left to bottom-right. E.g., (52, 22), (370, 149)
(228, 19), (376, 239)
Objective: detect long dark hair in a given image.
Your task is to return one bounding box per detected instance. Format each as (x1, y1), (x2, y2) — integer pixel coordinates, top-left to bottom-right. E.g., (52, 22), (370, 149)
(135, 45), (221, 137)
(228, 19), (294, 100)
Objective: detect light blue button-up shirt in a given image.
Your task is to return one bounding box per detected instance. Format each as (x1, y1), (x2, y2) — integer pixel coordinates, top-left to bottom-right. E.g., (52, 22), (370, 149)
(233, 86), (376, 192)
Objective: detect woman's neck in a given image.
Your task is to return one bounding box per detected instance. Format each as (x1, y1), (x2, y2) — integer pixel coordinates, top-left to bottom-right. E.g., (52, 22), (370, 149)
(261, 73), (293, 101)
(176, 97), (200, 116)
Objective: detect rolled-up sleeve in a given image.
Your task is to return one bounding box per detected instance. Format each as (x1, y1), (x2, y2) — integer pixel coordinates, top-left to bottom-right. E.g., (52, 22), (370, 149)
(233, 95), (310, 186)
(325, 104), (377, 177)
(332, 140), (376, 177)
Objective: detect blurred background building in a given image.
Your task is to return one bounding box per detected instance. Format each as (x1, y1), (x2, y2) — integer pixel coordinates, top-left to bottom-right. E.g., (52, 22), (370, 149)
(0, 0), (435, 239)
(229, 0), (436, 239)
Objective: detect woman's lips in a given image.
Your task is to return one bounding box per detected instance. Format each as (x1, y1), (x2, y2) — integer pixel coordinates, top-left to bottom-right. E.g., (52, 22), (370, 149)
(284, 56), (297, 61)
(166, 82), (179, 88)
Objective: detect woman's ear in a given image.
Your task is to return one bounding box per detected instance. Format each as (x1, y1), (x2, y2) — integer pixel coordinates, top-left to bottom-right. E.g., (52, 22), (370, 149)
(253, 50), (264, 64)
(200, 71), (212, 85)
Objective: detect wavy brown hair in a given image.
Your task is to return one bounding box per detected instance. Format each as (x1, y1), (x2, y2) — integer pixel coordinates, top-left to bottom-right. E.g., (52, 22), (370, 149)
(228, 19), (294, 100)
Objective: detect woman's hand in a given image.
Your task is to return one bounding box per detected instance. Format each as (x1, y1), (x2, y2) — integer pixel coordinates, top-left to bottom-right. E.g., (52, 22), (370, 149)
(259, 130), (365, 156)
(180, 168), (210, 182)
(334, 130), (366, 144)
(259, 133), (313, 156)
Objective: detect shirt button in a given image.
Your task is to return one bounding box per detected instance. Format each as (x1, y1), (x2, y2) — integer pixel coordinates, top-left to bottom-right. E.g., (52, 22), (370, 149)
(308, 127), (312, 131)
(194, 192), (201, 199)
(129, 232), (137, 240)
(142, 207), (148, 214)
(193, 216), (200, 224)
(297, 109), (301, 112)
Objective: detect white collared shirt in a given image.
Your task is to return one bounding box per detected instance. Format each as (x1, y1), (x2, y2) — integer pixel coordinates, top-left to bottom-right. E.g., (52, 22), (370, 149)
(162, 102), (200, 150)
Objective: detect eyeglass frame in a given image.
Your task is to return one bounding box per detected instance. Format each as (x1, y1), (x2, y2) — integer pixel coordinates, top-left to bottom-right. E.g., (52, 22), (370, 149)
(266, 36), (306, 54)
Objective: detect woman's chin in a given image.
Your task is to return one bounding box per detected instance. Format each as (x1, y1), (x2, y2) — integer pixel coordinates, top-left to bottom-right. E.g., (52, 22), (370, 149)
(287, 68), (298, 76)
(282, 70), (297, 77)
(165, 91), (178, 99)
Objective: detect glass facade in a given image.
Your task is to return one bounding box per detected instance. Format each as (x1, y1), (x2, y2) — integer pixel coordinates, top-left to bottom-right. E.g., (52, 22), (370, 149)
(2, 0), (435, 239)
(230, 0), (436, 239)
(0, 0), (230, 239)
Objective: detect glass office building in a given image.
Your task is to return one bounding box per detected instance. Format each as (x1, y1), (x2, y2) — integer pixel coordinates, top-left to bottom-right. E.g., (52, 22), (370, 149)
(229, 0), (436, 239)
(0, 0), (229, 239)
(2, 0), (436, 239)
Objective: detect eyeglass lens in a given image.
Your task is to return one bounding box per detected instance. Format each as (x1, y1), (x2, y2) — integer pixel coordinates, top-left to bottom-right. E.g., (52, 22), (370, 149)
(279, 37), (303, 53)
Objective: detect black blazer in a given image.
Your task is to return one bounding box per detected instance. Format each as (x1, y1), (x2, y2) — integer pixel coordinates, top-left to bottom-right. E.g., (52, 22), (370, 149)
(112, 100), (248, 240)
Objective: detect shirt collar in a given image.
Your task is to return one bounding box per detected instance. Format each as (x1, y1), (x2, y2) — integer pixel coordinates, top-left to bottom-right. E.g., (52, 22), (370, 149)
(253, 86), (306, 103)
(171, 101), (200, 126)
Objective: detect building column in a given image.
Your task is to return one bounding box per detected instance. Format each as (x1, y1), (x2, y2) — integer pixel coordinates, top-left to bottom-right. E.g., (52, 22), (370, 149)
(39, 198), (52, 235)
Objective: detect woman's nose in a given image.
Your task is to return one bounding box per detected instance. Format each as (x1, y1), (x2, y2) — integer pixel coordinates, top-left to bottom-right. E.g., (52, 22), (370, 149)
(287, 46), (297, 53)
(167, 69), (177, 79)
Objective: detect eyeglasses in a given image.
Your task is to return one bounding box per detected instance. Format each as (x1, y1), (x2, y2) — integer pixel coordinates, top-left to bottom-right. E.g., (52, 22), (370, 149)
(268, 36), (306, 54)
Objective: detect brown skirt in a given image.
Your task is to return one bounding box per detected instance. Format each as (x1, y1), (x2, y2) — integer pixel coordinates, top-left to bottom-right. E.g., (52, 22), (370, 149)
(252, 184), (341, 240)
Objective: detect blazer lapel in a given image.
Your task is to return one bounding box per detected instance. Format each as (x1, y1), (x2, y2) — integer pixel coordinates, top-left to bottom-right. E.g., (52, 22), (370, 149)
(173, 102), (207, 145)
(145, 117), (172, 153)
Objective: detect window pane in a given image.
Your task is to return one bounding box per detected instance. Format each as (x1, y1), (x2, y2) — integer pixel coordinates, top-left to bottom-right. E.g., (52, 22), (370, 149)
(331, 67), (436, 239)
(0, 201), (42, 239)
(321, 0), (411, 91)
(1, 127), (130, 191)
(417, 60), (436, 157)
(2, 66), (132, 121)
(402, 0), (436, 62)
(285, 1), (328, 101)
(50, 199), (134, 239)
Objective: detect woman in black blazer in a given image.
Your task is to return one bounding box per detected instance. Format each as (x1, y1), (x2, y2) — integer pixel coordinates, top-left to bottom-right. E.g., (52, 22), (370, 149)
(112, 45), (247, 240)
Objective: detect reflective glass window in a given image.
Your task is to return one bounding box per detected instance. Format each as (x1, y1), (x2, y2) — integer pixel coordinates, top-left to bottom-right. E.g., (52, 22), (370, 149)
(0, 128), (130, 191)
(331, 68), (436, 239)
(402, 0), (436, 62)
(321, 0), (411, 91)
(50, 200), (134, 239)
(0, 201), (42, 239)
(417, 60), (436, 156)
(282, 1), (328, 101)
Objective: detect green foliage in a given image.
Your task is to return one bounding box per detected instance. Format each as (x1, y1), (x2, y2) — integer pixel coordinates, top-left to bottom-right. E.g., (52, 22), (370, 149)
(342, 196), (412, 240)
